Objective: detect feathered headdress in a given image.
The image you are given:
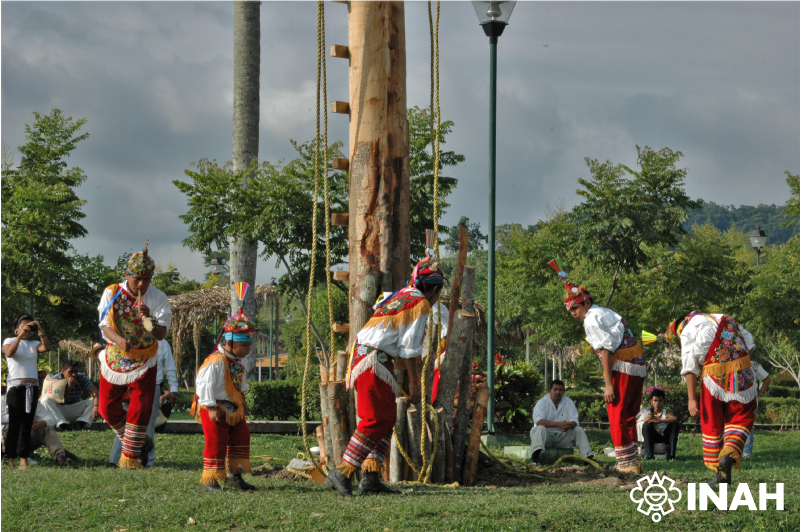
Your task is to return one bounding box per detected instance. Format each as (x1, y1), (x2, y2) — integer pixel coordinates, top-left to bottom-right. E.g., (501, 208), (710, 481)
(127, 239), (155, 277)
(223, 282), (255, 341)
(548, 258), (590, 310)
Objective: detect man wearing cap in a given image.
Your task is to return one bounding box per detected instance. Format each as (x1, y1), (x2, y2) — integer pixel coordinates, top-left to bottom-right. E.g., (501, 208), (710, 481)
(324, 256), (445, 496)
(97, 242), (172, 469)
(550, 260), (646, 473)
(663, 312), (756, 484)
(191, 307), (256, 492)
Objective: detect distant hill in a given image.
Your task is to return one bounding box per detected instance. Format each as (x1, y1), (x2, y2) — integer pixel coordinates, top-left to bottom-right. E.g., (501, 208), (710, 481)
(685, 202), (798, 246)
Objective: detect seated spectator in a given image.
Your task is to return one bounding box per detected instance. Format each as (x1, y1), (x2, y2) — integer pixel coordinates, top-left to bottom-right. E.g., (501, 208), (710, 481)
(39, 360), (99, 431)
(635, 389), (679, 460)
(2, 394), (77, 466)
(530, 380), (594, 463)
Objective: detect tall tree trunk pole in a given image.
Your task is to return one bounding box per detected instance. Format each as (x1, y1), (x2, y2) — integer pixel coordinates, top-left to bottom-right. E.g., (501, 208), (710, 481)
(347, 1), (410, 349)
(230, 1), (260, 319)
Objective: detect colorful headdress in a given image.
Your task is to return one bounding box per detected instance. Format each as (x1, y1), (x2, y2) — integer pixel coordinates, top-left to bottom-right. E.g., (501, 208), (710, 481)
(641, 331), (662, 346)
(223, 282), (255, 342)
(548, 258), (590, 310)
(127, 239), (155, 277)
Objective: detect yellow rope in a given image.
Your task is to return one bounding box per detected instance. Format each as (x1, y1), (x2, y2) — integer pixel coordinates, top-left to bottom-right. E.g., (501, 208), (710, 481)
(299, 0), (328, 478)
(479, 440), (604, 475)
(321, 0), (335, 368)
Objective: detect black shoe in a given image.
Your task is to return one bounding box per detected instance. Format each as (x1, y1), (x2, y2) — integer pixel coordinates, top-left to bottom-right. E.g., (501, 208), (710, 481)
(358, 471), (400, 494)
(56, 423), (71, 432)
(717, 455), (733, 484)
(530, 449), (542, 464)
(324, 469), (353, 497)
(139, 435), (154, 467)
(106, 462), (118, 468)
(227, 473), (257, 491)
(203, 483), (223, 492)
(586, 454), (595, 461)
(643, 455), (655, 461)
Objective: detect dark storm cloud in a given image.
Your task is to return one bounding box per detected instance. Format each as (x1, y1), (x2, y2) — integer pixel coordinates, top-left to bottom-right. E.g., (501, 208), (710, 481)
(2, 1), (798, 282)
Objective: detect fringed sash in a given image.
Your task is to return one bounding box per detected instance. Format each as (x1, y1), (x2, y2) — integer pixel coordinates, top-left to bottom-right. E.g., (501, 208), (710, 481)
(701, 315), (755, 403)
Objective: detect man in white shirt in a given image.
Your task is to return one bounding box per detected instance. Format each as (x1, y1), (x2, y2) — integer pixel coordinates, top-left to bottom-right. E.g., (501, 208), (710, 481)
(635, 388), (679, 460)
(530, 380), (594, 463)
(2, 394), (73, 466)
(664, 312), (757, 484)
(107, 339), (179, 467)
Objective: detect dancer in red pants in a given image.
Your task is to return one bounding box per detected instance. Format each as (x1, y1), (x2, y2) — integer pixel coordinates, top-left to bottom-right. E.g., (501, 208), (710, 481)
(98, 242), (172, 469)
(662, 313), (756, 484)
(191, 305), (256, 492)
(550, 259), (646, 473)
(325, 255), (446, 496)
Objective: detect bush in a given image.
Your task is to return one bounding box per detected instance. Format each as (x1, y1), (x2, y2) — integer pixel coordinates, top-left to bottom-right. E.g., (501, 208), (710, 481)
(567, 391), (606, 423)
(481, 356), (542, 430)
(767, 385), (800, 399)
(245, 378), (322, 421)
(757, 397), (800, 427)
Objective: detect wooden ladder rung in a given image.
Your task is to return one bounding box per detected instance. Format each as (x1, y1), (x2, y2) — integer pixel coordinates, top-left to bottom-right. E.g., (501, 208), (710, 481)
(331, 213), (349, 226)
(330, 45), (350, 58)
(332, 158), (349, 171)
(331, 101), (350, 114)
(332, 270), (349, 282)
(332, 323), (350, 334)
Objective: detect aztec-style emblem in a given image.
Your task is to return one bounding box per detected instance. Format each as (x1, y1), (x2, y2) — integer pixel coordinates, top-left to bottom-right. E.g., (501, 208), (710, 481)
(629, 471), (682, 523)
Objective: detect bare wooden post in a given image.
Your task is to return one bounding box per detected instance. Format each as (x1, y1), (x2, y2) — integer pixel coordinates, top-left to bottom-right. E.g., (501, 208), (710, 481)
(389, 397), (408, 483)
(319, 365), (335, 468)
(444, 416), (454, 484)
(446, 224), (470, 335)
(346, 1), (410, 354)
(406, 404), (423, 474)
(326, 381), (349, 467)
(431, 407), (447, 484)
(462, 385), (490, 487)
(315, 425), (328, 465)
(451, 266), (476, 483)
(434, 309), (475, 423)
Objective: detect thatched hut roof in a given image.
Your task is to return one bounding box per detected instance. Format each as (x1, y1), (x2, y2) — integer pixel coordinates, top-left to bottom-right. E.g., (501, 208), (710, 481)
(168, 284), (279, 365)
(58, 338), (93, 358)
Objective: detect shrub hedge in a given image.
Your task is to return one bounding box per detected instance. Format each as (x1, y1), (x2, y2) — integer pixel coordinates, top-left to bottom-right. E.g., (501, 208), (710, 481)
(244, 378), (322, 421)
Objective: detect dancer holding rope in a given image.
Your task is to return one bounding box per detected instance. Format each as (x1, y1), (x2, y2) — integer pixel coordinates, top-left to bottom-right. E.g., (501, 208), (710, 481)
(324, 255), (446, 497)
(549, 260), (646, 474)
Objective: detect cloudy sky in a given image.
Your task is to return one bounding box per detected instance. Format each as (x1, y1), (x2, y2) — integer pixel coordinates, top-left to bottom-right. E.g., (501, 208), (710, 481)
(2, 1), (798, 284)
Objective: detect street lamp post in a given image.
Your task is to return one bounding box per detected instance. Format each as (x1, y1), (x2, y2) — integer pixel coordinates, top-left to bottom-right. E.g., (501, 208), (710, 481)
(749, 226), (768, 265)
(269, 279), (277, 381)
(473, 0), (516, 433)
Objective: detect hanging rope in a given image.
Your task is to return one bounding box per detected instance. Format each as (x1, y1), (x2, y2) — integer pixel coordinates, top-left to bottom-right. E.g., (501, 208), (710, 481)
(300, 0), (330, 478)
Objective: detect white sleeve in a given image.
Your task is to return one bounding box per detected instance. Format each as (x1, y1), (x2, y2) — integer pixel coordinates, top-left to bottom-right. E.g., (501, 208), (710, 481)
(240, 379), (249, 393)
(161, 343), (179, 393)
(583, 313), (624, 352)
(752, 362), (769, 381)
(97, 287), (115, 328)
(150, 290), (173, 329)
(398, 302), (431, 359)
(532, 397), (547, 425)
(566, 398), (580, 426)
(739, 326), (756, 352)
(196, 362), (222, 407)
(680, 319), (716, 376)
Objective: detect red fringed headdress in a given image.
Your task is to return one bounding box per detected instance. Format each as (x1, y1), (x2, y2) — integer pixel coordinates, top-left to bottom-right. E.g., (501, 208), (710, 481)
(548, 258), (591, 310)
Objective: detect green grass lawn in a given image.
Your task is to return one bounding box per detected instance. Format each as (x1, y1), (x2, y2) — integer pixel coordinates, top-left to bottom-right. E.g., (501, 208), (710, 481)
(2, 428), (797, 531)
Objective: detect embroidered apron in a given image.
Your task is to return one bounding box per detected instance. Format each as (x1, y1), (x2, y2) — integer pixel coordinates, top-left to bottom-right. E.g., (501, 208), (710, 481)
(702, 315), (755, 398)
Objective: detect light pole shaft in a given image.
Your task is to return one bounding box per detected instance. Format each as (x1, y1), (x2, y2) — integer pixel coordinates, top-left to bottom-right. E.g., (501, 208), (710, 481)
(486, 36), (498, 433)
(269, 300), (274, 381)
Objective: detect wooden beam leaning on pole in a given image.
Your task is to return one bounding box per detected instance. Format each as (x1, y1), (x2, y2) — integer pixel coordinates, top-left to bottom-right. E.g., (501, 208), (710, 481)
(462, 384), (491, 487)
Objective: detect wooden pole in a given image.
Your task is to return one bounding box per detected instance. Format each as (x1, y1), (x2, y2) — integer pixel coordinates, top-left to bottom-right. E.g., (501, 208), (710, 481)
(319, 366), (335, 467)
(315, 425), (328, 465)
(462, 385), (490, 487)
(389, 397), (409, 483)
(434, 309), (475, 424)
(406, 404), (423, 474)
(431, 407), (447, 484)
(326, 381), (349, 467)
(452, 266), (476, 483)
(446, 224), (470, 336)
(346, 1), (410, 353)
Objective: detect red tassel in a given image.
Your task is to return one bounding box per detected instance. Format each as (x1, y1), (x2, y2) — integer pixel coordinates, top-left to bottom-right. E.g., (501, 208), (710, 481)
(548, 260), (561, 273)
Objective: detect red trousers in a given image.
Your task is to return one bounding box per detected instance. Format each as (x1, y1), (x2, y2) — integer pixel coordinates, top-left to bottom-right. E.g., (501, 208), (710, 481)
(341, 369), (397, 473)
(200, 407), (251, 485)
(99, 367), (156, 468)
(606, 371), (644, 469)
(700, 383), (756, 471)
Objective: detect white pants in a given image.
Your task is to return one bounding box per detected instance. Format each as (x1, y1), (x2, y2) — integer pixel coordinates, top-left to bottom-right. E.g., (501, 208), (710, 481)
(39, 397), (94, 427)
(529, 425), (594, 458)
(108, 385), (160, 466)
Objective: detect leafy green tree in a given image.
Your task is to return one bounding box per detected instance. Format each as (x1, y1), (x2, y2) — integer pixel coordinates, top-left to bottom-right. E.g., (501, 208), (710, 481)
(685, 200), (798, 246)
(408, 106), (464, 262)
(441, 216), (487, 256)
(784, 171), (800, 228)
(571, 146), (701, 306)
(1, 110), (115, 340)
(151, 263), (202, 296)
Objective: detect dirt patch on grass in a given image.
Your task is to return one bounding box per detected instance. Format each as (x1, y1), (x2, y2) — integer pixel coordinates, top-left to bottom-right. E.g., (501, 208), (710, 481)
(474, 452), (642, 489)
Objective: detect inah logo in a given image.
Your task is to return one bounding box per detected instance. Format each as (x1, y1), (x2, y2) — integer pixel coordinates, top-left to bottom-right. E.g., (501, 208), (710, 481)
(629, 471), (682, 522)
